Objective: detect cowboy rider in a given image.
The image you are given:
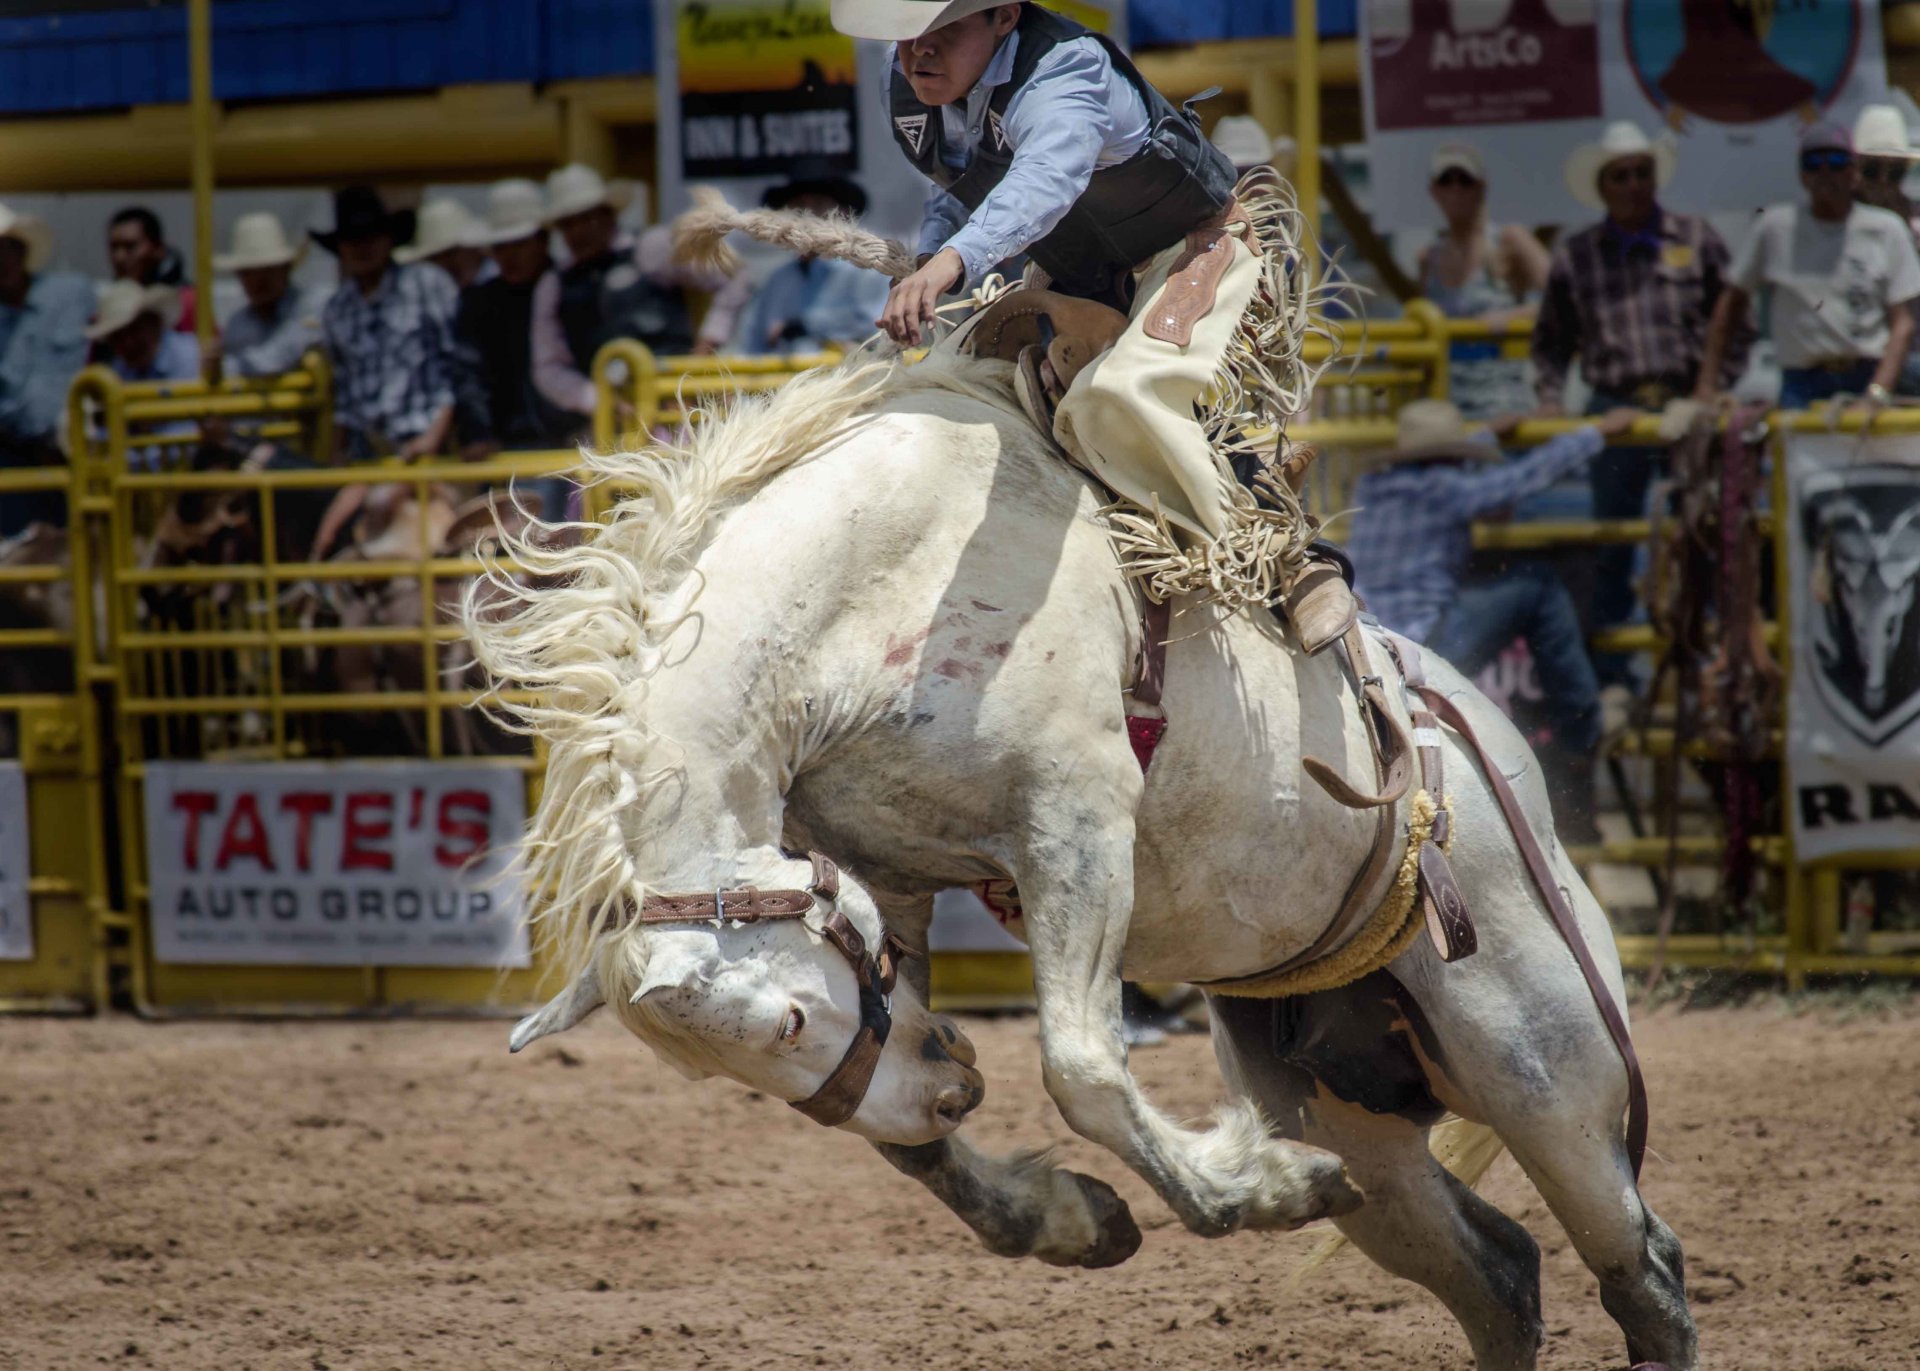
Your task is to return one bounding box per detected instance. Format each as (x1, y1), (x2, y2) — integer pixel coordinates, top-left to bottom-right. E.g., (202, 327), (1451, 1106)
(833, 0), (1339, 637)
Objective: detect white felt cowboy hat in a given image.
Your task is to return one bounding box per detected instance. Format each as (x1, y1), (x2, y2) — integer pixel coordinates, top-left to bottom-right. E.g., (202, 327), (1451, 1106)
(86, 280), (180, 341)
(1211, 115), (1283, 174)
(1383, 399), (1499, 465)
(480, 178), (549, 245)
(1564, 121), (1676, 209)
(395, 198), (487, 264)
(1853, 104), (1918, 160)
(830, 0), (1009, 40)
(544, 164), (635, 224)
(214, 212), (304, 272)
(0, 203), (53, 273)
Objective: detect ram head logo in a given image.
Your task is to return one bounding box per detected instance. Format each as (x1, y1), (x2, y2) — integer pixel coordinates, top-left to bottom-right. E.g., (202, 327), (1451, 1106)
(1805, 474), (1920, 745)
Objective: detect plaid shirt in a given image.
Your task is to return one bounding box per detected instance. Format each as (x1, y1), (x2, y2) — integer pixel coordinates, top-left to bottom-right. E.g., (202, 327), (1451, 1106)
(1531, 210), (1752, 407)
(1349, 427), (1605, 643)
(323, 262), (458, 450)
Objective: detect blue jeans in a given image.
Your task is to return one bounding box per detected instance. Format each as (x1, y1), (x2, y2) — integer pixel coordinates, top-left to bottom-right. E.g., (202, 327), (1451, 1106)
(1430, 562), (1601, 753)
(1584, 389), (1666, 688)
(1779, 360), (1876, 409)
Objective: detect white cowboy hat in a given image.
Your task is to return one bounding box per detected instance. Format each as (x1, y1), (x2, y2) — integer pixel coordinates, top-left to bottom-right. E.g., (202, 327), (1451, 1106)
(1211, 115), (1282, 174)
(1564, 120), (1677, 209)
(1382, 399), (1499, 465)
(830, 0), (1008, 41)
(0, 203), (53, 273)
(214, 212), (303, 272)
(1853, 103), (1918, 160)
(544, 164), (635, 224)
(395, 197), (487, 264)
(481, 178), (548, 245)
(86, 280), (180, 341)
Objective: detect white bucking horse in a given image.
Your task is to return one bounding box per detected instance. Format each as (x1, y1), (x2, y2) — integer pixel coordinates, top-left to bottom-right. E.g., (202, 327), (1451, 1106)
(467, 349), (1695, 1371)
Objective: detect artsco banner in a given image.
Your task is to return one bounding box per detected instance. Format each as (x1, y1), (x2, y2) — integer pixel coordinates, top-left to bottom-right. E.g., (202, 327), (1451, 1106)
(143, 762), (528, 968)
(1784, 433), (1920, 862)
(1362, 0), (1888, 229)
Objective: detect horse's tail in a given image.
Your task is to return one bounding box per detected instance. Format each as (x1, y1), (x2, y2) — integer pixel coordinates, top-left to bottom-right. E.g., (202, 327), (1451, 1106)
(672, 186), (917, 281)
(1288, 1117), (1505, 1283)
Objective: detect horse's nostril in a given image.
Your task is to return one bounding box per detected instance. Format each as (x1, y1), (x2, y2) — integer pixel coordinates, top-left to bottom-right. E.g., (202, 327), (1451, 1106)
(937, 1018), (978, 1068)
(934, 1084), (977, 1124)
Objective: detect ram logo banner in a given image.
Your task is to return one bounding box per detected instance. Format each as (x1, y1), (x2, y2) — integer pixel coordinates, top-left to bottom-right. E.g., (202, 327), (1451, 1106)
(143, 762), (529, 968)
(1362, 0), (1887, 229)
(675, 0), (858, 179)
(1786, 437), (1920, 860)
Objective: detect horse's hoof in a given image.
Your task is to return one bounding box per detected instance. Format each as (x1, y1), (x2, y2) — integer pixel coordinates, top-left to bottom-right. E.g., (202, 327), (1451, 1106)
(1067, 1171), (1142, 1268)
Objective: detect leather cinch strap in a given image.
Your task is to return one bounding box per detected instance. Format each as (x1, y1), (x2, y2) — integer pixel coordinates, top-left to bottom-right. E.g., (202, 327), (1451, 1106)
(1411, 682), (1650, 1179)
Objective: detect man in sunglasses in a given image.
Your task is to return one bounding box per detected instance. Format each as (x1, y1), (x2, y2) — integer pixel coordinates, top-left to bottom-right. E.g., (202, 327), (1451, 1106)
(1532, 120), (1749, 687)
(1697, 122), (1920, 413)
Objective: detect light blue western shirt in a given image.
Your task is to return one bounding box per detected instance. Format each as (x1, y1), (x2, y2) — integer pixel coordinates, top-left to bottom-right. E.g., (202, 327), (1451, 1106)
(731, 256), (892, 355)
(0, 270), (92, 443)
(889, 30), (1150, 287)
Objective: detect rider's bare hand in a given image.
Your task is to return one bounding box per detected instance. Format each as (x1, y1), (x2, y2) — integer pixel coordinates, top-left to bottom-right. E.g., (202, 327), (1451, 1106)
(1597, 406), (1643, 438)
(880, 249), (964, 347)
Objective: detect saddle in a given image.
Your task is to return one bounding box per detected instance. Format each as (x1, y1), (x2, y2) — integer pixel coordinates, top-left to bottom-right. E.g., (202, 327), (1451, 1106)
(956, 284), (1358, 657)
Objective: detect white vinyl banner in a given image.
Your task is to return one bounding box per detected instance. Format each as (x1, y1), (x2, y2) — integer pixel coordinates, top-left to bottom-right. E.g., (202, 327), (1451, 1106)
(1361, 0), (1888, 230)
(1785, 432), (1920, 861)
(0, 762), (31, 962)
(143, 762), (529, 968)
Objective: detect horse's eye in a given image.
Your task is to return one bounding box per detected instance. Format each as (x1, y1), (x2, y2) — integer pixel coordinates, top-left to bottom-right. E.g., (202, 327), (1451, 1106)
(780, 1006), (806, 1044)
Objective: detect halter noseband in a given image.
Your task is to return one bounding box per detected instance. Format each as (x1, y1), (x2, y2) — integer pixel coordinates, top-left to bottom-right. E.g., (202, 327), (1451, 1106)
(621, 853), (913, 1127)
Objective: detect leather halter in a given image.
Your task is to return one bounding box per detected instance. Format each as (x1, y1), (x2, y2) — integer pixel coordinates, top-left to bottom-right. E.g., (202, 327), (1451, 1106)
(620, 853), (913, 1128)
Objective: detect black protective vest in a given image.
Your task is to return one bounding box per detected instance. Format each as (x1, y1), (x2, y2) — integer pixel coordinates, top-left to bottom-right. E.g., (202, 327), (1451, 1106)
(557, 248), (696, 367)
(888, 5), (1238, 303)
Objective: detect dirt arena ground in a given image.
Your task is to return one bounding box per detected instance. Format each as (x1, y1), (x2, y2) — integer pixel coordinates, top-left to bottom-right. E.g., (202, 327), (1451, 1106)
(3, 998), (1916, 1371)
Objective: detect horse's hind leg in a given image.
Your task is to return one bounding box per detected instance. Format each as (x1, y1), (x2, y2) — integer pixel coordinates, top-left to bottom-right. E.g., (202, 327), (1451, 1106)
(1210, 994), (1545, 1371)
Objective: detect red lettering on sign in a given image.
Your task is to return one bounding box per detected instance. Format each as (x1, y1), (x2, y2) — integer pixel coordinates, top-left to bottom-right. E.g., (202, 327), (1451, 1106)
(172, 791), (218, 871)
(341, 792), (395, 872)
(435, 790), (491, 867)
(214, 792), (274, 872)
(280, 791), (334, 872)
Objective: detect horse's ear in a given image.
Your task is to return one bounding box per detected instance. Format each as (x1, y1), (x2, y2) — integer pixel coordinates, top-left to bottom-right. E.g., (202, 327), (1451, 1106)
(508, 962), (605, 1052)
(629, 940), (709, 1004)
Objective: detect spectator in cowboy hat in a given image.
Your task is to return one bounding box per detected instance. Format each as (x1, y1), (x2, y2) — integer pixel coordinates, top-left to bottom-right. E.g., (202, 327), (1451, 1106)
(450, 178), (576, 459)
(397, 198), (491, 290)
(89, 280), (198, 386)
(314, 185), (459, 462)
(530, 163), (752, 420)
(1347, 398), (1640, 838)
(1418, 141), (1549, 418)
(1697, 120), (1920, 412)
(1530, 118), (1751, 686)
(0, 203), (91, 532)
(1209, 114), (1296, 180)
(731, 173), (890, 355)
(106, 205), (198, 336)
(211, 213), (324, 380)
(1851, 104), (1920, 395)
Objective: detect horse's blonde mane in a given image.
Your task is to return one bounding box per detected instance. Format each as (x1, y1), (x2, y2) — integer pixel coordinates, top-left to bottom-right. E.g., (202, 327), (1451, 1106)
(465, 349), (1022, 974)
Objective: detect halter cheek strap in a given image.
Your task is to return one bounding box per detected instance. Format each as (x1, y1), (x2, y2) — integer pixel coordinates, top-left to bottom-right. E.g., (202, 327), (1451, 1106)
(624, 853), (914, 1128)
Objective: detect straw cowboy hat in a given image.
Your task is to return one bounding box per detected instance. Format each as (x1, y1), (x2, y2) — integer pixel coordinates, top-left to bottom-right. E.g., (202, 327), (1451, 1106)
(0, 203), (53, 273)
(1382, 399), (1498, 465)
(86, 280), (180, 341)
(480, 178), (549, 245)
(214, 212), (303, 273)
(1854, 103), (1918, 160)
(395, 198), (487, 264)
(1211, 115), (1285, 174)
(544, 165), (634, 224)
(310, 186), (417, 254)
(1564, 121), (1677, 209)
(830, 0), (1008, 40)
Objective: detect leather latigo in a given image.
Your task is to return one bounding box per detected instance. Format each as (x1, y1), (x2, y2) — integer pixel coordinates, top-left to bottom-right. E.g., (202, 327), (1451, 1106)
(1417, 841), (1475, 962)
(1143, 202), (1252, 347)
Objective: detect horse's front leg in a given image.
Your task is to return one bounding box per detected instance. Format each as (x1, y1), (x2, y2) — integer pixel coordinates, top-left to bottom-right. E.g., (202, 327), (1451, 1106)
(1014, 800), (1364, 1237)
(864, 889), (1141, 1268)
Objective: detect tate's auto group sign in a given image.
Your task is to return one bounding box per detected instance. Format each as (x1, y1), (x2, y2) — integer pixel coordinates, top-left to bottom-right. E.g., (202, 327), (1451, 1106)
(143, 762), (528, 968)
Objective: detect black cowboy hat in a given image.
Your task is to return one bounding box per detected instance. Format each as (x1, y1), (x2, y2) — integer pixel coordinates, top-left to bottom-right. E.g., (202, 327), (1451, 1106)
(762, 175), (868, 217)
(310, 186), (417, 254)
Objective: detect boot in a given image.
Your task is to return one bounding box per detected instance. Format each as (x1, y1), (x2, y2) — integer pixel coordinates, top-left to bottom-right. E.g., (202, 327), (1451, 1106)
(1279, 556), (1359, 656)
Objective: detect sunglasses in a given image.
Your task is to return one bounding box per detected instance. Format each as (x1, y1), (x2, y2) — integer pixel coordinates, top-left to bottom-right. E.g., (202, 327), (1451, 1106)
(1433, 169), (1480, 188)
(1602, 162), (1656, 186)
(1862, 158), (1908, 183)
(1800, 149), (1854, 172)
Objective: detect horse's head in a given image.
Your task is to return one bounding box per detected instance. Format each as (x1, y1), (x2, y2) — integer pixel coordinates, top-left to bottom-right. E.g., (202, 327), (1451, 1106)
(508, 855), (984, 1145)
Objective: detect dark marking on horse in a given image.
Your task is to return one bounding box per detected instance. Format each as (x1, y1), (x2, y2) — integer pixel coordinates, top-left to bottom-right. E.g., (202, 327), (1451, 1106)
(970, 599), (1002, 613)
(883, 628), (931, 668)
(1270, 972), (1447, 1127)
(933, 658), (981, 681)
